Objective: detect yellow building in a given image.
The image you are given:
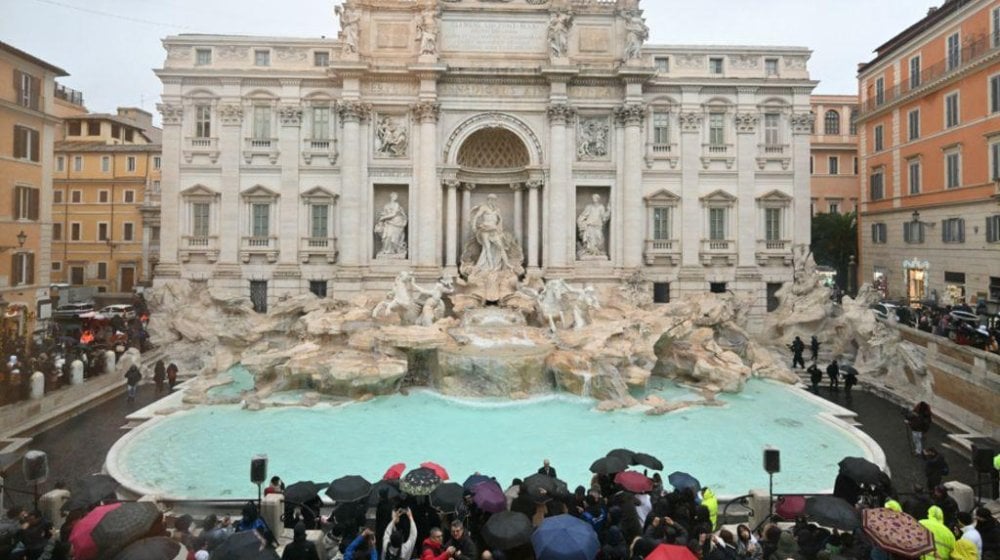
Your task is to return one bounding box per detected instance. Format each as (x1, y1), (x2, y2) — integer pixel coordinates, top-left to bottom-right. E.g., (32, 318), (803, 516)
(0, 41), (67, 341)
(53, 110), (161, 292)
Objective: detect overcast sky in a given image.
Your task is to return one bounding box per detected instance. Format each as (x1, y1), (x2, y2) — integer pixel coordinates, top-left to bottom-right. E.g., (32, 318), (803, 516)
(2, 0), (935, 119)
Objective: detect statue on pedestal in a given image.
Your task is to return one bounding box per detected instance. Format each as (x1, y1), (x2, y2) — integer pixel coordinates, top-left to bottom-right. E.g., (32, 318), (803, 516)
(460, 194), (524, 303)
(623, 12), (648, 61)
(416, 9), (439, 56)
(374, 192), (408, 258)
(547, 10), (573, 59)
(336, 5), (360, 55)
(577, 194), (611, 258)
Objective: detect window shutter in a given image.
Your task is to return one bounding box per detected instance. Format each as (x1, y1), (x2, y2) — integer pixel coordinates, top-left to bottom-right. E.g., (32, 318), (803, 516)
(29, 76), (40, 110)
(13, 69), (22, 103)
(13, 126), (24, 158)
(988, 217), (995, 243)
(11, 254), (19, 285)
(958, 219), (965, 242)
(28, 188), (39, 220)
(942, 220), (947, 242)
(918, 223), (925, 243)
(29, 130), (39, 162)
(871, 223), (876, 242)
(26, 253), (34, 285)
(13, 187), (19, 219)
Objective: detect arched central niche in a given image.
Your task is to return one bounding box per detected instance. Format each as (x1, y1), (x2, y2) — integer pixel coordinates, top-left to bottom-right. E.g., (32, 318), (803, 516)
(457, 128), (530, 171)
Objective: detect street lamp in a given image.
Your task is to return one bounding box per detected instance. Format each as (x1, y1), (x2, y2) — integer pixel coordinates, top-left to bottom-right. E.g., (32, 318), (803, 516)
(0, 230), (26, 254)
(911, 210), (920, 223)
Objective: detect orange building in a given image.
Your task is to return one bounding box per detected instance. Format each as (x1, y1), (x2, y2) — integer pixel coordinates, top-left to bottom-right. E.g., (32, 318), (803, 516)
(810, 95), (859, 216)
(857, 0), (1000, 305)
(0, 42), (67, 340)
(52, 110), (162, 293)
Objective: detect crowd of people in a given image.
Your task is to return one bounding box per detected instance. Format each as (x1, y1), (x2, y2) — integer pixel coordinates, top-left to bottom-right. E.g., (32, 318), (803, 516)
(895, 301), (999, 355)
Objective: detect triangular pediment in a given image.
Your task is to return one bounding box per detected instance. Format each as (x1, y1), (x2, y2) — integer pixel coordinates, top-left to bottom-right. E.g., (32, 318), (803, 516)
(700, 189), (737, 203)
(757, 189), (793, 202)
(301, 186), (338, 200)
(241, 185), (280, 200)
(644, 189), (681, 204)
(180, 184), (218, 198)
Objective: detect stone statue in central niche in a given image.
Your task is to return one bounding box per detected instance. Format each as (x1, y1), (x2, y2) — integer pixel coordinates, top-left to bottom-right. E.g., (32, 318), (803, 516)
(460, 193), (524, 303)
(577, 193), (611, 258)
(375, 192), (408, 258)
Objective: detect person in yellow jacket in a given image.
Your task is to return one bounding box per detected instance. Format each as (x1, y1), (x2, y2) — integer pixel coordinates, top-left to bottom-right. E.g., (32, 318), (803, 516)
(702, 487), (718, 530)
(884, 499), (903, 512)
(920, 505), (956, 560)
(950, 538), (979, 560)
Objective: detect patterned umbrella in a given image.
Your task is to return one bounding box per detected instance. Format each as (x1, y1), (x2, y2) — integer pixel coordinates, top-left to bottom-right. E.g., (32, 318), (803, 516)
(862, 508), (935, 559)
(400, 467), (441, 496)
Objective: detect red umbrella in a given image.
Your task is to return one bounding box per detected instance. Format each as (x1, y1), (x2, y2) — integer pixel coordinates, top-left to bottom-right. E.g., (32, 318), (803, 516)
(421, 461), (449, 480)
(383, 463), (406, 481)
(775, 495), (807, 520)
(646, 544), (698, 560)
(862, 508), (935, 559)
(70, 503), (122, 560)
(614, 471), (653, 493)
(70, 502), (162, 560)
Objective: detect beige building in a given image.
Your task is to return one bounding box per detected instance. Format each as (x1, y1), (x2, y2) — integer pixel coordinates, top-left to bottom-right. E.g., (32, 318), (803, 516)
(810, 95), (859, 215)
(53, 109), (162, 292)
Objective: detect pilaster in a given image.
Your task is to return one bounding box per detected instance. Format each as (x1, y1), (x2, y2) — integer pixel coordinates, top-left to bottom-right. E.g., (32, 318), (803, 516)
(338, 101), (372, 269)
(547, 103), (576, 271)
(615, 103), (646, 269)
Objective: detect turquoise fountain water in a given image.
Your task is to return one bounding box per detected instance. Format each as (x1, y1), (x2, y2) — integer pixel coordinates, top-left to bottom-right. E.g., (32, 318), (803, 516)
(109, 379), (873, 500)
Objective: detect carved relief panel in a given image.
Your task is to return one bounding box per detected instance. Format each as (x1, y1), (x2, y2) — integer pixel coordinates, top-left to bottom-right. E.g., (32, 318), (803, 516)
(576, 116), (610, 161)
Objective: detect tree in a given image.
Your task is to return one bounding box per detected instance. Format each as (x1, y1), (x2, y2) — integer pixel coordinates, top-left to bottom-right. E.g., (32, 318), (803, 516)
(811, 211), (857, 291)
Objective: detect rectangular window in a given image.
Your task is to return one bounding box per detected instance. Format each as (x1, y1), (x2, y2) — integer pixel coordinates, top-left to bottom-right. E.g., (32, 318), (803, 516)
(652, 207), (670, 240)
(654, 57), (669, 72)
(710, 282), (727, 294)
(96, 262), (107, 280)
(53, 223), (62, 241)
(910, 56), (921, 88)
(765, 58), (779, 77)
(97, 223), (109, 241)
(56, 156), (65, 172)
(993, 7), (1000, 47)
(709, 57), (723, 74)
(254, 50), (270, 66)
(73, 156), (83, 171)
(871, 223), (887, 244)
(313, 51), (329, 67)
(709, 207), (726, 240)
(71, 190), (81, 203)
(101, 156), (110, 172)
(126, 156), (136, 172)
(870, 170), (884, 200)
(98, 190), (109, 203)
(990, 74), (1000, 114)
(909, 160), (921, 194)
(192, 202), (210, 237)
(828, 202), (840, 215)
(13, 125), (40, 162)
(252, 106), (271, 140)
(764, 113), (780, 145)
(312, 107), (330, 140)
(251, 203), (270, 237)
(765, 208), (782, 241)
(986, 214), (1000, 243)
(70, 223), (81, 241)
(111, 124), (121, 139)
(87, 121), (100, 136)
(11, 253), (34, 286)
(853, 157), (858, 175)
(828, 156), (839, 175)
(653, 112), (669, 145)
(309, 280), (328, 298)
(195, 48), (212, 66)
(67, 120), (81, 136)
(13, 69), (40, 110)
(992, 141), (1000, 180)
(708, 113), (725, 146)
(942, 218), (965, 243)
(153, 156), (161, 170)
(70, 266), (84, 285)
(123, 223), (134, 241)
(53, 190), (63, 204)
(903, 221), (925, 244)
(875, 77), (885, 105)
(125, 129), (134, 142)
(51, 261), (61, 272)
(947, 32), (960, 71)
(946, 152), (961, 188)
(14, 186), (40, 220)
(810, 156), (814, 174)
(874, 125), (884, 151)
(123, 190), (135, 203)
(849, 109), (858, 135)
(195, 105), (212, 138)
(945, 92), (959, 127)
(653, 282), (670, 304)
(908, 109), (920, 140)
(310, 204), (329, 238)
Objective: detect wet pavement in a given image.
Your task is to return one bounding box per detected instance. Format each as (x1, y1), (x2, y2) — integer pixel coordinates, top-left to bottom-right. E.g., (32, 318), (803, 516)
(0, 381), (986, 511)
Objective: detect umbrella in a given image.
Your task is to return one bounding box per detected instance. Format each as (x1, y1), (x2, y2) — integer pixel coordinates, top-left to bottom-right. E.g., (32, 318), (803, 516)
(842, 365), (859, 377)
(774, 495), (807, 520)
(523, 473), (558, 502)
(64, 473), (119, 512)
(632, 452), (664, 471)
(70, 502), (162, 560)
(482, 511), (533, 550)
(112, 537), (186, 560)
(211, 530), (279, 560)
(429, 482), (465, 513)
(606, 448), (636, 464)
(645, 544), (699, 560)
(472, 480), (508, 513)
(590, 456), (628, 475)
(667, 471), (700, 493)
(805, 496), (861, 531)
(383, 463), (406, 481)
(614, 471), (653, 493)
(367, 480), (402, 507)
(420, 461), (450, 480)
(862, 508), (935, 559)
(838, 457), (885, 486)
(400, 467), (441, 496)
(531, 514), (600, 560)
(326, 475), (372, 503)
(463, 474), (493, 491)
(284, 481), (328, 505)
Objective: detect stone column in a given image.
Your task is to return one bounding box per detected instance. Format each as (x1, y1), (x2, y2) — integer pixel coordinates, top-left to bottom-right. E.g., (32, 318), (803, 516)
(734, 112), (759, 267)
(217, 101), (244, 265)
(461, 183), (475, 251)
(791, 111), (814, 243)
(444, 179), (460, 269)
(512, 184), (524, 243)
(547, 104), (576, 271)
(155, 103), (183, 278)
(338, 102), (370, 268)
(616, 103), (646, 269)
(526, 179), (543, 271)
(278, 103), (303, 264)
(678, 111), (703, 268)
(413, 102), (441, 268)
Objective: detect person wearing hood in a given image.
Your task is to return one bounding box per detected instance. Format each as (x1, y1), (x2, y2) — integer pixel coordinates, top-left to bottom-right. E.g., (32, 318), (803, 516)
(383, 508), (418, 560)
(975, 507), (1000, 560)
(421, 527), (453, 560)
(951, 538), (979, 560)
(282, 522), (319, 560)
(920, 506), (956, 560)
(702, 530), (740, 560)
(701, 488), (718, 531)
(735, 524), (762, 560)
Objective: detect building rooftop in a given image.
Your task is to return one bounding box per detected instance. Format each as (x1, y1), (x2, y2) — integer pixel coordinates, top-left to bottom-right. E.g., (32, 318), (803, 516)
(858, 0), (970, 74)
(54, 141), (162, 153)
(0, 40), (69, 76)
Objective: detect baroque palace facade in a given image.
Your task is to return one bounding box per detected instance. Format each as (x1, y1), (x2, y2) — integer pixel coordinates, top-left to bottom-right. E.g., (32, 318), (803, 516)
(155, 0), (816, 322)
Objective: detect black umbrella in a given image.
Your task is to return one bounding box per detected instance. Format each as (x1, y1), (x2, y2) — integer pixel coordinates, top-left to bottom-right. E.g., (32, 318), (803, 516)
(211, 530), (279, 560)
(806, 496), (861, 531)
(522, 473), (558, 502)
(482, 511), (533, 551)
(65, 474), (119, 512)
(590, 456), (628, 475)
(430, 482), (466, 513)
(632, 453), (664, 471)
(90, 502), (163, 559)
(326, 475), (372, 503)
(607, 448), (637, 464)
(838, 457), (884, 486)
(367, 480), (402, 507)
(400, 467), (441, 496)
(112, 537), (185, 560)
(284, 481), (328, 505)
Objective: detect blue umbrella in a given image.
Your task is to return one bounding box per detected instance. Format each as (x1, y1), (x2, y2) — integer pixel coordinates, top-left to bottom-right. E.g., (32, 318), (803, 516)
(667, 471), (700, 493)
(531, 514), (600, 560)
(463, 474), (493, 491)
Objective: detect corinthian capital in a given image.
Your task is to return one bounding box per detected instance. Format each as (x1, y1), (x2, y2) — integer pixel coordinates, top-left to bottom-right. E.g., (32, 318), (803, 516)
(339, 101), (372, 123)
(412, 102), (441, 123)
(734, 112), (759, 134)
(614, 103), (647, 126)
(218, 104), (244, 126)
(157, 103), (183, 126)
(678, 111), (702, 132)
(279, 104), (303, 126)
(547, 103), (577, 125)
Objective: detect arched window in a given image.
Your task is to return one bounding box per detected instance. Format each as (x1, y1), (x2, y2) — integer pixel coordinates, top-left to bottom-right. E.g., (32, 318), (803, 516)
(824, 110), (841, 135)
